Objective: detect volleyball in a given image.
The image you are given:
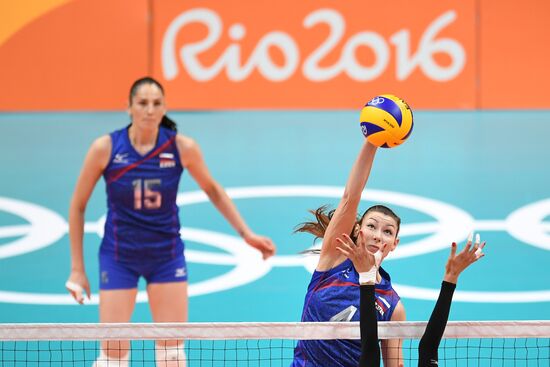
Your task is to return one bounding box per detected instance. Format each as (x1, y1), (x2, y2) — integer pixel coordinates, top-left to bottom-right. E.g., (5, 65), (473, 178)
(360, 94), (413, 148)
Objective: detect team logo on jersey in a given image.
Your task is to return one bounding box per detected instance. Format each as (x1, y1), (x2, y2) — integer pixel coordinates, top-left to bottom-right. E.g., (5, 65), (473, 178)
(101, 271), (109, 284)
(175, 267), (187, 278)
(159, 153), (176, 168)
(113, 153), (129, 164)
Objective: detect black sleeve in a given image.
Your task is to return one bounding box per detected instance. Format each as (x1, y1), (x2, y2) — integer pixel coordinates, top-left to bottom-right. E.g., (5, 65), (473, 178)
(418, 281), (456, 367)
(359, 284), (380, 367)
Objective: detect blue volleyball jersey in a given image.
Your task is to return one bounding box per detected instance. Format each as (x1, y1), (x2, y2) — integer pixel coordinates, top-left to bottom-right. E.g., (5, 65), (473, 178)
(291, 259), (400, 367)
(101, 126), (184, 261)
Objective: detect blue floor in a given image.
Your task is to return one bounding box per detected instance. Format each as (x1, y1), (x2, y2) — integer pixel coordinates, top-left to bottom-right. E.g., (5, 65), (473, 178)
(0, 110), (549, 324)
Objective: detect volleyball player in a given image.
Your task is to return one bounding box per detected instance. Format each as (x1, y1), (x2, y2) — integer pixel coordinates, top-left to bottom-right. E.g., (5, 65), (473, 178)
(291, 139), (405, 367)
(65, 77), (276, 366)
(338, 232), (486, 367)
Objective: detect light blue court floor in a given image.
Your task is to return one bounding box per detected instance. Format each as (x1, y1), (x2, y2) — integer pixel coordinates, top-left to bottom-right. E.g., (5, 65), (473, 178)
(0, 110), (548, 323)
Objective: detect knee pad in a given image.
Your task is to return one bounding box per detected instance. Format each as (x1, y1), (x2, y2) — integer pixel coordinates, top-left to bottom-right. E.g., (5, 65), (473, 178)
(156, 345), (186, 367)
(92, 349), (129, 367)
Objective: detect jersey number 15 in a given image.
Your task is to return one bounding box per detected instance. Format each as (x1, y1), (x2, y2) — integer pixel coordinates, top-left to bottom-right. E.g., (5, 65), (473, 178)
(132, 179), (162, 210)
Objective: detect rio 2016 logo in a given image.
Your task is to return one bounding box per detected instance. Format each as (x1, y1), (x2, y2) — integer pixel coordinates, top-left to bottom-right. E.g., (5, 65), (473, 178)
(0, 186), (549, 305)
(162, 8), (465, 83)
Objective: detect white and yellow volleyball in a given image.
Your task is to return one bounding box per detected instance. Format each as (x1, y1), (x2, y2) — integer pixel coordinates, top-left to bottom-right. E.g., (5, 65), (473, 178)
(360, 94), (413, 148)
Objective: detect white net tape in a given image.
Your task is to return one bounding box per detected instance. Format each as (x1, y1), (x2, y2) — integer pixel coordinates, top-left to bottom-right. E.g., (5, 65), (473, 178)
(0, 321), (548, 341)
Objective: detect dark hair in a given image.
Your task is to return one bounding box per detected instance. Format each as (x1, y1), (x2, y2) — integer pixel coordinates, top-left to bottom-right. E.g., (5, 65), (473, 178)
(129, 76), (178, 131)
(359, 205), (401, 235)
(295, 204), (400, 254)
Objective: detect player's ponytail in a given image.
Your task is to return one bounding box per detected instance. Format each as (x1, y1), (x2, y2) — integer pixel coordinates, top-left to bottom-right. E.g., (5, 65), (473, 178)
(295, 206), (361, 254)
(160, 115), (178, 131)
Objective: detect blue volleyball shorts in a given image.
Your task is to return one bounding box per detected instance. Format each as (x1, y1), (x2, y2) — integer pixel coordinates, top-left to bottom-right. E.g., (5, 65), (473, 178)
(98, 254), (188, 290)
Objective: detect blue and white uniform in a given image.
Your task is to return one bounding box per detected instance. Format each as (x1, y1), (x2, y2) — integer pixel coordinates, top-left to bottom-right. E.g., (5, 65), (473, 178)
(99, 125), (186, 289)
(291, 259), (400, 367)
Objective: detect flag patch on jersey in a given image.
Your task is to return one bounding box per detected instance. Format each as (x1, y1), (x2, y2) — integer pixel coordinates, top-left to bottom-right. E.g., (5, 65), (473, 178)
(159, 153), (175, 168)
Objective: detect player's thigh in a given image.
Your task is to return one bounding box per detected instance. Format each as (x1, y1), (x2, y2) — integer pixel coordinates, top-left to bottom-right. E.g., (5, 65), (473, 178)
(98, 255), (140, 323)
(148, 282), (188, 353)
(147, 281), (188, 322)
(99, 288), (138, 323)
(98, 288), (137, 360)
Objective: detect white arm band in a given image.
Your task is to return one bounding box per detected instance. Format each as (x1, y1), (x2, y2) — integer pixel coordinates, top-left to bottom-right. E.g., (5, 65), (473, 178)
(359, 266), (377, 284)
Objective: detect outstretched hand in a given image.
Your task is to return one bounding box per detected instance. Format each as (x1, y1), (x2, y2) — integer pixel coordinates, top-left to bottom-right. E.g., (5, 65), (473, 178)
(244, 232), (276, 260)
(335, 231), (385, 274)
(444, 232), (486, 284)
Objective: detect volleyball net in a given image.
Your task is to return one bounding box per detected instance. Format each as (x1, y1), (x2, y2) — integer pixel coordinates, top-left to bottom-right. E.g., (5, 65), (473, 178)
(0, 321), (548, 366)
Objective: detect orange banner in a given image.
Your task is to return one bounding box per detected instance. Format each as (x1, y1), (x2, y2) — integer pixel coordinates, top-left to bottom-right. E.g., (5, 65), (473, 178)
(1, 0), (549, 110)
(153, 0), (476, 109)
(0, 0), (148, 111)
(479, 0), (550, 109)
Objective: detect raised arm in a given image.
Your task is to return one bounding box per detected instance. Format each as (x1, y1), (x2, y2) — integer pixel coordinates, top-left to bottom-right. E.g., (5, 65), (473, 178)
(177, 135), (276, 259)
(66, 135), (111, 303)
(317, 140), (378, 271)
(418, 234), (486, 366)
